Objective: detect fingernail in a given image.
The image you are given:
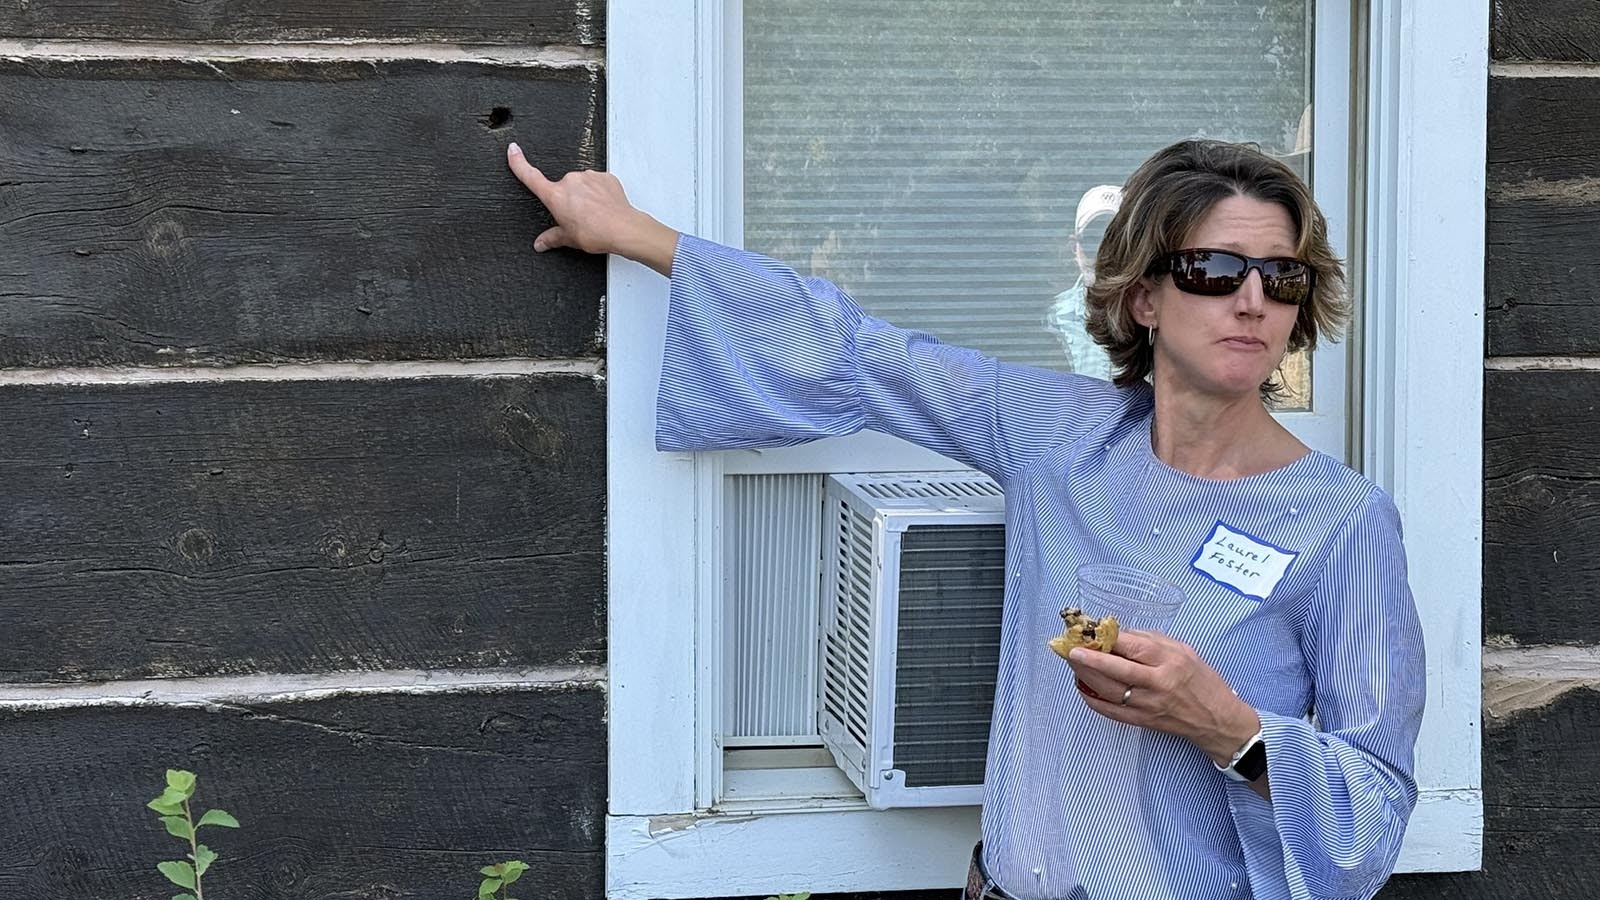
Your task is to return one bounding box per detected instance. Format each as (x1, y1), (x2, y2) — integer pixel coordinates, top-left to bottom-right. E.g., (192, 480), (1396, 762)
(508, 142), (522, 156)
(533, 240), (546, 252)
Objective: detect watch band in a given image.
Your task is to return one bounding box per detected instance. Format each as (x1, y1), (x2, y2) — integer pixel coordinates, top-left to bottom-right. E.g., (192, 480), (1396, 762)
(1215, 729), (1267, 783)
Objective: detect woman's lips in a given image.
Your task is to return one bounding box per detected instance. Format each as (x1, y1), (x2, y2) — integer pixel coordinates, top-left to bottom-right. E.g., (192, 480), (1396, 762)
(1221, 336), (1267, 349)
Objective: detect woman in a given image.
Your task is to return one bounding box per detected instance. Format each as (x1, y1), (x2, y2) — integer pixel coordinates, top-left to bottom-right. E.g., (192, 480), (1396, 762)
(505, 139), (1426, 900)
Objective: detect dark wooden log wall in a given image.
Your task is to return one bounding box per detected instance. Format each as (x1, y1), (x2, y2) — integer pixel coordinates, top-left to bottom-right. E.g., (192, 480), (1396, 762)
(0, 4), (608, 898)
(0, 688), (606, 899)
(0, 376), (604, 682)
(0, 58), (603, 367)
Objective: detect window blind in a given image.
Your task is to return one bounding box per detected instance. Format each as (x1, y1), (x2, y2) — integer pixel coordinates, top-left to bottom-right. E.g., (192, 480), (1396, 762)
(744, 0), (1312, 372)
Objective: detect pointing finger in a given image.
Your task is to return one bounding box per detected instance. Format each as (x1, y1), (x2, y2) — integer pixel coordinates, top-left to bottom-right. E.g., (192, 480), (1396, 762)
(507, 143), (554, 199)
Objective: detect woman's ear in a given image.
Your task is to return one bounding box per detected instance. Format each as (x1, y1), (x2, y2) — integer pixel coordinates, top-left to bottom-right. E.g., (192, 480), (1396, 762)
(1129, 277), (1159, 328)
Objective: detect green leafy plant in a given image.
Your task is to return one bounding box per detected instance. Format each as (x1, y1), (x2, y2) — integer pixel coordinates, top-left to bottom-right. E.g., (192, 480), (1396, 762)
(477, 860), (529, 900)
(766, 894), (811, 900)
(147, 769), (240, 900)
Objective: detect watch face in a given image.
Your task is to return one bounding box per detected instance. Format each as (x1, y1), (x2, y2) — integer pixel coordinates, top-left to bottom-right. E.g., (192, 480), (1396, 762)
(1237, 741), (1269, 782)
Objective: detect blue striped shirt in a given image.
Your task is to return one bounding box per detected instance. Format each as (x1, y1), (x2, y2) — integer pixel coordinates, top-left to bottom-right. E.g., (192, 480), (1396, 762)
(655, 235), (1426, 900)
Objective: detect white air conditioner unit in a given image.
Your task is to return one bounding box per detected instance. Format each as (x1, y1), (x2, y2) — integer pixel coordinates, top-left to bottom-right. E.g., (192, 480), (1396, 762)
(818, 471), (1005, 809)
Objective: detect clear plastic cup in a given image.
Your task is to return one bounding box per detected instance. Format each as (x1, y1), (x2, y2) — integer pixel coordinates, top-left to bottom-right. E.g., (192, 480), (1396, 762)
(1074, 563), (1186, 633)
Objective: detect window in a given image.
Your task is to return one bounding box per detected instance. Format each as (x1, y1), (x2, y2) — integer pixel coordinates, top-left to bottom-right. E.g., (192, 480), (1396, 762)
(607, 1), (1485, 896)
(741, 0), (1334, 417)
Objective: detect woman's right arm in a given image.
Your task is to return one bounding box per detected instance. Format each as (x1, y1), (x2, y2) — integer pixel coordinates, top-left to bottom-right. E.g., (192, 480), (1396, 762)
(505, 145), (1130, 481)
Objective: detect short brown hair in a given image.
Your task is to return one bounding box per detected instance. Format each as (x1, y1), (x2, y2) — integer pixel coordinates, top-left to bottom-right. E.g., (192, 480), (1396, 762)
(1083, 139), (1348, 400)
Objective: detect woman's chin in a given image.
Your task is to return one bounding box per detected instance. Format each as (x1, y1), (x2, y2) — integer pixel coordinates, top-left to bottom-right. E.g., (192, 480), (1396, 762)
(1157, 357), (1280, 402)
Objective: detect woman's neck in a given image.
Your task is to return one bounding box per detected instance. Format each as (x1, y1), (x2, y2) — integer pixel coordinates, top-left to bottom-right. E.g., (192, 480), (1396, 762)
(1150, 382), (1308, 481)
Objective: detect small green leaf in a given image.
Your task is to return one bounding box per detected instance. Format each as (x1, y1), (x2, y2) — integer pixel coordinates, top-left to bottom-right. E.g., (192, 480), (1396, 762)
(148, 796), (185, 816)
(499, 861), (528, 886)
(157, 860), (196, 890)
(165, 770), (197, 797)
(480, 864), (503, 877)
(161, 816), (193, 841)
(197, 809), (240, 829)
(173, 894), (198, 900)
(478, 878), (502, 900)
(155, 789), (189, 812)
(193, 844), (217, 877)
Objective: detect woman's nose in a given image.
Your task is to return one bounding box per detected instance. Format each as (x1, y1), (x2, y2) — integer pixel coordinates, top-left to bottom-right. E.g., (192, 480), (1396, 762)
(1234, 270), (1267, 317)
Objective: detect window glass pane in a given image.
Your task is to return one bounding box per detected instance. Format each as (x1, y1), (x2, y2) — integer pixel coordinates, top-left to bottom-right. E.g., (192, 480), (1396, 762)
(744, 0), (1315, 398)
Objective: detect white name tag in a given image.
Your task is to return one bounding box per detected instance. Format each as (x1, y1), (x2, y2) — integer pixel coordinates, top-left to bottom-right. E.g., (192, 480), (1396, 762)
(1190, 522), (1298, 601)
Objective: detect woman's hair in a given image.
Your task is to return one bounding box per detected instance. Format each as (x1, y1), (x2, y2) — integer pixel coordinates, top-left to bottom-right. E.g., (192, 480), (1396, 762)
(1083, 139), (1348, 401)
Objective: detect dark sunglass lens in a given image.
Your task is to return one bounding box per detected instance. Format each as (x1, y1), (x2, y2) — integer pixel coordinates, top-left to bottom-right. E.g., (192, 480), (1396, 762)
(1261, 260), (1313, 304)
(1172, 250), (1247, 296)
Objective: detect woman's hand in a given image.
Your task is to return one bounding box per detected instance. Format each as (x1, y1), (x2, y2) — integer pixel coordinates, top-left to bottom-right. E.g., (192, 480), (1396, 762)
(505, 143), (679, 276)
(1066, 631), (1261, 768)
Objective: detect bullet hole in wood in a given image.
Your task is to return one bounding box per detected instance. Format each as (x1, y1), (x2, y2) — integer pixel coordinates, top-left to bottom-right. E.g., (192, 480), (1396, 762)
(484, 107), (513, 130)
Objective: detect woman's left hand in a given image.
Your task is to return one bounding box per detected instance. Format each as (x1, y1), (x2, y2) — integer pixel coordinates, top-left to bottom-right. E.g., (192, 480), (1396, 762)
(1067, 630), (1261, 767)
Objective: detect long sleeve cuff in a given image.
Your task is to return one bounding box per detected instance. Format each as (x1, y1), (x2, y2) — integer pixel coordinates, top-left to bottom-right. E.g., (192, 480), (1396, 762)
(1228, 711), (1416, 900)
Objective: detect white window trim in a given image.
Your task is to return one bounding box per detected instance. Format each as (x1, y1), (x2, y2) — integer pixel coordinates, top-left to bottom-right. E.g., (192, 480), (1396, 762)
(605, 0), (1486, 896)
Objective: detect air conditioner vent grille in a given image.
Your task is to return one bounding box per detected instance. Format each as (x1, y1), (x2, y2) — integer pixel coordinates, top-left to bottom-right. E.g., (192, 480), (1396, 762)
(891, 524), (1002, 787)
(857, 475), (1004, 502)
(821, 498), (875, 755)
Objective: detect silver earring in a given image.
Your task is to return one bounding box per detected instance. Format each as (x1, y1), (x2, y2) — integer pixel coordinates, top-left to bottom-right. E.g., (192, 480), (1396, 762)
(1148, 325), (1157, 344)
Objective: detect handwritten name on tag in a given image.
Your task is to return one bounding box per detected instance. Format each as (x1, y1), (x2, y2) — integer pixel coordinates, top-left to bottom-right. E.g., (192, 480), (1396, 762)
(1190, 522), (1298, 601)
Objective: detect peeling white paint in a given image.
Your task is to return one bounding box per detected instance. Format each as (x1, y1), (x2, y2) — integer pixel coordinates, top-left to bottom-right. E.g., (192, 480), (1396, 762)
(0, 38), (602, 68)
(1490, 60), (1600, 77)
(646, 813), (710, 837)
(1483, 643), (1600, 718)
(0, 665), (606, 709)
(1485, 356), (1600, 372)
(0, 357), (601, 386)
(574, 0), (598, 47)
(1486, 176), (1600, 205)
(578, 65), (601, 171)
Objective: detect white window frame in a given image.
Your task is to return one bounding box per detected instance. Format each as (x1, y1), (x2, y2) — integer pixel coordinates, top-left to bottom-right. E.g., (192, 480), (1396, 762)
(606, 0), (1486, 896)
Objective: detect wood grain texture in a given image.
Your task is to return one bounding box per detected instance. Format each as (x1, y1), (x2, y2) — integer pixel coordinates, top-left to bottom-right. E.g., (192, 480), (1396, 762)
(1379, 688), (1600, 899)
(0, 375), (605, 681)
(0, 58), (604, 368)
(1492, 0), (1600, 62)
(0, 686), (604, 899)
(1489, 76), (1600, 184)
(1486, 200), (1600, 356)
(1485, 76), (1600, 355)
(1485, 370), (1600, 645)
(0, 0), (603, 45)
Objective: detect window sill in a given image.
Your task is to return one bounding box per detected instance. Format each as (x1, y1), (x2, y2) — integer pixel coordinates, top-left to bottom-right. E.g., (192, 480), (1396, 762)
(606, 788), (1480, 900)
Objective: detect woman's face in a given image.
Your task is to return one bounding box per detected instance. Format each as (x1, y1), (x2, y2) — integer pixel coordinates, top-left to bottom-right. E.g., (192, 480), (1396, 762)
(1131, 194), (1301, 402)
